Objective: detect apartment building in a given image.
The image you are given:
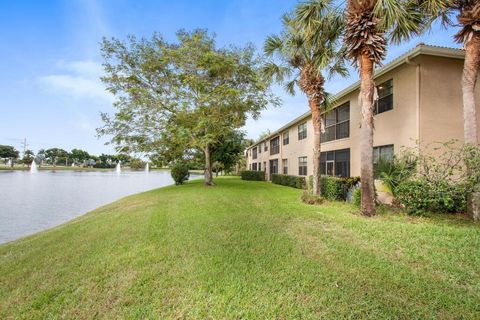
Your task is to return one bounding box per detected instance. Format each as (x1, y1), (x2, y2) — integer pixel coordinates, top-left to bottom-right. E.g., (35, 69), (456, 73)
(246, 44), (480, 180)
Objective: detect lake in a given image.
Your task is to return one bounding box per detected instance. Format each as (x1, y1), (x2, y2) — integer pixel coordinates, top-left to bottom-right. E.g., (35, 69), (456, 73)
(0, 169), (200, 244)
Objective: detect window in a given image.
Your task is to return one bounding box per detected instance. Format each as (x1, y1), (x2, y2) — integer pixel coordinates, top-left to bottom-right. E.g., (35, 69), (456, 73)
(321, 102), (350, 143)
(270, 137), (280, 155)
(282, 159), (288, 175)
(263, 162), (266, 172)
(264, 142), (268, 152)
(298, 122), (307, 140)
(375, 79), (393, 114)
(283, 131), (289, 145)
(249, 163), (252, 170)
(320, 148), (350, 177)
(298, 156), (307, 176)
(269, 159), (278, 175)
(252, 147), (257, 160)
(373, 144), (394, 164)
(252, 163), (257, 171)
(258, 162), (262, 171)
(258, 144), (261, 153)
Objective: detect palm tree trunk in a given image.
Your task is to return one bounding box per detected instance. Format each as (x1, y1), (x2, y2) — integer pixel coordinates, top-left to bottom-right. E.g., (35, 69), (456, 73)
(462, 33), (480, 145)
(359, 53), (376, 216)
(462, 33), (480, 222)
(310, 98), (322, 196)
(204, 144), (213, 186)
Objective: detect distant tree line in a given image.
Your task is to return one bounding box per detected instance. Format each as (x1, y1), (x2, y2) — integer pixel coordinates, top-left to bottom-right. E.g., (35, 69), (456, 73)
(0, 145), (147, 169)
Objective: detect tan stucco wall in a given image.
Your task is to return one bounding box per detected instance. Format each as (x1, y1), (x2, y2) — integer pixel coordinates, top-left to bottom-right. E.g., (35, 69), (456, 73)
(418, 55), (480, 148)
(246, 52), (479, 178)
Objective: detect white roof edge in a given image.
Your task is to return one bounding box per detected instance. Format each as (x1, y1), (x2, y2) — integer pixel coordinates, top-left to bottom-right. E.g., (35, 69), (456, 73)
(247, 44), (465, 150)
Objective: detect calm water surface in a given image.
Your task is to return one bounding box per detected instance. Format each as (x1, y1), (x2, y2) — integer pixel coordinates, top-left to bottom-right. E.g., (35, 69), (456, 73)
(0, 170), (200, 244)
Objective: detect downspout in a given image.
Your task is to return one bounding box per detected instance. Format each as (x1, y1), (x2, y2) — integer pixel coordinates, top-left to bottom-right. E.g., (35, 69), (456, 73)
(406, 56), (421, 147)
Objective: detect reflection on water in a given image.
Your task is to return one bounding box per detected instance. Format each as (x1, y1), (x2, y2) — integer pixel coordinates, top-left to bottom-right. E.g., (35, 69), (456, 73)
(0, 170), (199, 244)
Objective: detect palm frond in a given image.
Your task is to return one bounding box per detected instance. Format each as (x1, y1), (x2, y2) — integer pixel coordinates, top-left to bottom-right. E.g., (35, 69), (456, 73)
(264, 35), (284, 57)
(284, 79), (297, 96)
(261, 62), (293, 83)
(320, 91), (337, 113)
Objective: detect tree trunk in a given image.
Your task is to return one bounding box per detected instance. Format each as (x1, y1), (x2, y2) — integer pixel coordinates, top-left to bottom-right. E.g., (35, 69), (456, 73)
(462, 33), (480, 145)
(310, 97), (322, 196)
(462, 33), (480, 221)
(204, 144), (213, 186)
(359, 53), (376, 216)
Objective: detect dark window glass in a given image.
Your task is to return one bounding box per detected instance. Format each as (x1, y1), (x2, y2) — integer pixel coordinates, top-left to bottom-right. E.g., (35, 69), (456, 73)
(321, 102), (350, 143)
(252, 147), (257, 159)
(375, 79), (393, 114)
(264, 142), (268, 152)
(336, 121), (349, 139)
(258, 162), (262, 171)
(269, 159), (278, 175)
(282, 159), (288, 174)
(298, 123), (307, 140)
(320, 148), (350, 177)
(252, 163), (257, 171)
(373, 144), (394, 164)
(283, 131), (289, 145)
(298, 156), (307, 176)
(270, 136), (280, 155)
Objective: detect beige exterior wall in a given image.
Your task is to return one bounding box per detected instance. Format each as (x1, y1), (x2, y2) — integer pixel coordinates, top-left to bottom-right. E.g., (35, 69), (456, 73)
(418, 55), (480, 147)
(246, 47), (479, 179)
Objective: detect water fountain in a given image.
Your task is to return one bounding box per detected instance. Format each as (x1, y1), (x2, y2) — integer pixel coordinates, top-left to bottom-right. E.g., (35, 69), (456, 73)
(71, 163), (75, 167)
(30, 160), (38, 173)
(145, 162), (149, 173)
(116, 161), (121, 174)
(7, 159), (11, 167)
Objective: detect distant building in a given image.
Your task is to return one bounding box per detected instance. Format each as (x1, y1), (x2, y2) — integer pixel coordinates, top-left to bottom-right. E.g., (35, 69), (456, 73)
(246, 44), (480, 180)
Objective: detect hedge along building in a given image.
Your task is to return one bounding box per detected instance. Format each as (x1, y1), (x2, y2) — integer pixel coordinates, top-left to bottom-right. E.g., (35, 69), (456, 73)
(246, 44), (480, 180)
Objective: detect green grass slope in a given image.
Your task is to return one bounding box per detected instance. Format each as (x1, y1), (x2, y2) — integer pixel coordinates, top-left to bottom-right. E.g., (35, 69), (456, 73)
(1, 177), (479, 319)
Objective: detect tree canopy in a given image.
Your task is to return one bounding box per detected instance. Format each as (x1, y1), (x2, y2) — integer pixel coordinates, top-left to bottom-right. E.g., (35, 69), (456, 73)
(98, 29), (278, 185)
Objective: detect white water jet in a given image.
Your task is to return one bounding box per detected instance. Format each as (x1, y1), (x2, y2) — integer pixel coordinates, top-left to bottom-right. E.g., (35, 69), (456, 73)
(30, 160), (38, 173)
(71, 163), (75, 167)
(7, 159), (11, 167)
(116, 161), (121, 174)
(145, 162), (149, 173)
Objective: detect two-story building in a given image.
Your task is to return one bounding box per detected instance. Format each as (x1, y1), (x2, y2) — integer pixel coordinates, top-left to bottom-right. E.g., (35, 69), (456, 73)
(246, 44), (480, 180)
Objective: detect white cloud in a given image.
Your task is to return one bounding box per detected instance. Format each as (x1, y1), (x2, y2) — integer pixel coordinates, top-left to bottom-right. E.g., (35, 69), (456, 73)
(38, 60), (114, 103)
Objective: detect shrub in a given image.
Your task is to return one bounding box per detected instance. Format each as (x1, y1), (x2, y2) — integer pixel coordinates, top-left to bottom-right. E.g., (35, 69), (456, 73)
(171, 163), (190, 185)
(301, 191), (324, 205)
(374, 155), (416, 196)
(240, 170), (265, 181)
(271, 174), (305, 189)
(352, 187), (361, 208)
(320, 176), (360, 201)
(395, 180), (466, 215)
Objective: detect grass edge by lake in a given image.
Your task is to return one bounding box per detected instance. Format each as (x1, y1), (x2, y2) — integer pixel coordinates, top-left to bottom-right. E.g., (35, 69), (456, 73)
(0, 177), (478, 318)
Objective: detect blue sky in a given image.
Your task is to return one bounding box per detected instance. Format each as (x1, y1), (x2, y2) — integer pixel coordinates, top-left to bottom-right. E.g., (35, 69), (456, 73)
(0, 0), (460, 155)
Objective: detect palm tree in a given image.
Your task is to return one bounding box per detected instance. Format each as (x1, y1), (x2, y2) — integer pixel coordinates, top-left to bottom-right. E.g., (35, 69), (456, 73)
(343, 0), (424, 216)
(263, 0), (347, 196)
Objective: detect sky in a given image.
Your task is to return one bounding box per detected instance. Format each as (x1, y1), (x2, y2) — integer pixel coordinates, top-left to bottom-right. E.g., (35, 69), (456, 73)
(0, 0), (460, 156)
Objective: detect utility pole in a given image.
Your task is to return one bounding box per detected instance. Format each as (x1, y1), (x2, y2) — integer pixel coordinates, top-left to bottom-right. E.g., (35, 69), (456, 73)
(21, 138), (28, 156)
(20, 138), (28, 167)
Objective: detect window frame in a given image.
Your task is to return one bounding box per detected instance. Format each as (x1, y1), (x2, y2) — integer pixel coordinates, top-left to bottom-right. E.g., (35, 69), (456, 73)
(321, 102), (350, 143)
(373, 144), (394, 164)
(282, 159), (288, 175)
(298, 122), (307, 140)
(375, 79), (393, 115)
(270, 136), (280, 155)
(252, 147), (257, 160)
(320, 148), (350, 177)
(283, 131), (289, 145)
(298, 156), (308, 176)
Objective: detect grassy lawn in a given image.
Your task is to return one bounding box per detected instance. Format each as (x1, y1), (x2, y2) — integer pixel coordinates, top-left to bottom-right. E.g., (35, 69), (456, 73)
(0, 177), (479, 319)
